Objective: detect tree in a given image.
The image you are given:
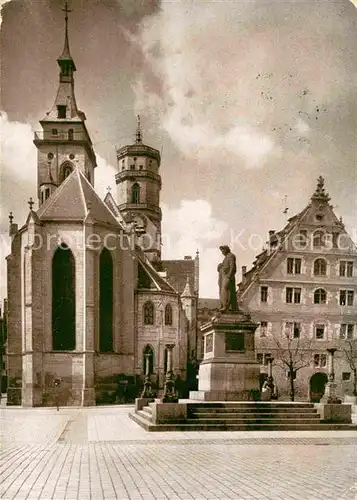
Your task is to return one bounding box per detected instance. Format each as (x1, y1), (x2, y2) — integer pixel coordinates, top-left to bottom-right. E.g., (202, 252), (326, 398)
(342, 340), (357, 397)
(261, 332), (313, 401)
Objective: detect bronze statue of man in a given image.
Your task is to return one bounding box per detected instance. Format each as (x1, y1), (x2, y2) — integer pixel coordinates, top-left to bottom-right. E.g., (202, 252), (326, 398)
(217, 245), (238, 313)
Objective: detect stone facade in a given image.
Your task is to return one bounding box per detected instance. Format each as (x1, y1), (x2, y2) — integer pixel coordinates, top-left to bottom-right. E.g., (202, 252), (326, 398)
(238, 177), (357, 401)
(5, 16), (198, 407)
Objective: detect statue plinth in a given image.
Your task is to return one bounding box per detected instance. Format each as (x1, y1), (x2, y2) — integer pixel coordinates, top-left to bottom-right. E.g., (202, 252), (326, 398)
(189, 311), (260, 401)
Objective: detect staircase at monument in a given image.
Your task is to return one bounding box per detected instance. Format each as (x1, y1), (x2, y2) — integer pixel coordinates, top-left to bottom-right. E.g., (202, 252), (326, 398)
(129, 401), (355, 431)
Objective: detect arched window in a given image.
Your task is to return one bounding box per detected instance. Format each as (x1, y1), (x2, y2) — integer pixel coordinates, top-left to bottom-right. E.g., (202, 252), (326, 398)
(68, 128), (74, 141)
(313, 230), (325, 248)
(164, 304), (173, 326)
(143, 301), (154, 325)
(99, 248), (113, 352)
(313, 258), (327, 276)
(131, 183), (140, 204)
(314, 288), (327, 304)
(59, 161), (74, 184)
(142, 344), (154, 375)
(52, 245), (76, 350)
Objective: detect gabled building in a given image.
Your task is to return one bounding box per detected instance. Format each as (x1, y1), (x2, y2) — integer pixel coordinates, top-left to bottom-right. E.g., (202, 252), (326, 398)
(5, 9), (198, 406)
(238, 177), (357, 401)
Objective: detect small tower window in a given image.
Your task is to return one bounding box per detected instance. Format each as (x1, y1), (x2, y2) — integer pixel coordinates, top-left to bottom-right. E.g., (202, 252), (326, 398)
(45, 188), (50, 200)
(52, 129), (58, 136)
(131, 183), (140, 204)
(130, 165), (135, 170)
(57, 105), (67, 119)
(68, 129), (74, 141)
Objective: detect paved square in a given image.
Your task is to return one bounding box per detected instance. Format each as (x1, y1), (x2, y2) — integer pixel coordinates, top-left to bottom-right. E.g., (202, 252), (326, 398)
(1, 405), (356, 499)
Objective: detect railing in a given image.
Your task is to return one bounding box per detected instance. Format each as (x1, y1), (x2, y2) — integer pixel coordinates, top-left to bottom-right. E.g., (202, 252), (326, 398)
(34, 131), (88, 142)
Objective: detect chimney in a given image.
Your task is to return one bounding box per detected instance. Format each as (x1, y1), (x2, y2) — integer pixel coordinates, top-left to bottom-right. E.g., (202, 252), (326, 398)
(184, 255), (192, 260)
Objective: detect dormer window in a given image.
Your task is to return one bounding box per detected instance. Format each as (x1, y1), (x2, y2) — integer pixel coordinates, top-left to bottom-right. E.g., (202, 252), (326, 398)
(57, 105), (67, 119)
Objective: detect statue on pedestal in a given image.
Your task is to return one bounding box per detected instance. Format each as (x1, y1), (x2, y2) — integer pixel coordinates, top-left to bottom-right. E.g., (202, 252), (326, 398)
(217, 245), (238, 313)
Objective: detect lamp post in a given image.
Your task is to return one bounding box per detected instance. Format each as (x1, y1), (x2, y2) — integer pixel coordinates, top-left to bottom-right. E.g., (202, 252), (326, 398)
(163, 343), (178, 403)
(265, 354), (275, 400)
(141, 352), (154, 399)
(322, 347), (341, 404)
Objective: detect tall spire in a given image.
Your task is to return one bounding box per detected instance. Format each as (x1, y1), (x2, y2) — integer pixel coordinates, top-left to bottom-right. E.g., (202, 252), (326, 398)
(135, 114), (142, 144)
(57, 2), (76, 73)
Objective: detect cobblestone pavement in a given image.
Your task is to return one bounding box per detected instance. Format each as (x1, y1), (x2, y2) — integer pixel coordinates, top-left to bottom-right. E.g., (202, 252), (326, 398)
(1, 405), (356, 500)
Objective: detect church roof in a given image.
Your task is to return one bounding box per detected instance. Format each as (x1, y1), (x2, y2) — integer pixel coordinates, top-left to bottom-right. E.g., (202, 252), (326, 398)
(136, 251), (177, 293)
(161, 258), (197, 295)
(37, 169), (121, 227)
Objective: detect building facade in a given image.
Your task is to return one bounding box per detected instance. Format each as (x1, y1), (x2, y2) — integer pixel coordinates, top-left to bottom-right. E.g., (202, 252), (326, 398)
(5, 13), (198, 406)
(238, 177), (357, 401)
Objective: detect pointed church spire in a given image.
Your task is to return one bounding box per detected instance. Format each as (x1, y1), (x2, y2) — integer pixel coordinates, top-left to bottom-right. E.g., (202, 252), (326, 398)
(135, 115), (142, 144)
(181, 276), (194, 298)
(57, 2), (76, 72)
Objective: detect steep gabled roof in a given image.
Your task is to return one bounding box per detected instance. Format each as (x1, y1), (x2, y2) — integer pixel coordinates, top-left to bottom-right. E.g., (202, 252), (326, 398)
(238, 177), (356, 298)
(161, 258), (196, 295)
(37, 169), (120, 227)
(136, 250), (177, 294)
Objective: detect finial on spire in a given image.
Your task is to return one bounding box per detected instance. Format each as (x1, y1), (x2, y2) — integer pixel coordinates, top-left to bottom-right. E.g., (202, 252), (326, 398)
(107, 185), (112, 193)
(9, 212), (13, 224)
(311, 175), (330, 203)
(58, 1), (76, 70)
(28, 197), (34, 211)
(136, 114), (142, 144)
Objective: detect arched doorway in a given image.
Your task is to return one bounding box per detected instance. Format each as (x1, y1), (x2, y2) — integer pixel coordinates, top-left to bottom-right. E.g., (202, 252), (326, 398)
(309, 372), (328, 402)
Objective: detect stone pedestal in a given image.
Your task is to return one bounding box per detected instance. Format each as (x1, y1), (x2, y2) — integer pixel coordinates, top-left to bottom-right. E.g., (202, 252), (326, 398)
(314, 403), (352, 423)
(190, 311), (260, 401)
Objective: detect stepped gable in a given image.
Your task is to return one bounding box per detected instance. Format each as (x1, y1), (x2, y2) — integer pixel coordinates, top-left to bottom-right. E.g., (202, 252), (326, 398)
(37, 168), (121, 227)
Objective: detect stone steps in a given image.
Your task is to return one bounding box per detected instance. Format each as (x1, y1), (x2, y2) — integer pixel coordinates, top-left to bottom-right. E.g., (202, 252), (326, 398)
(129, 412), (355, 432)
(130, 401), (356, 432)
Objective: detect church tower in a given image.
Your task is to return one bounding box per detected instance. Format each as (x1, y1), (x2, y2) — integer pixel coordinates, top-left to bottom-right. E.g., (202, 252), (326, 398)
(33, 3), (97, 206)
(115, 116), (162, 260)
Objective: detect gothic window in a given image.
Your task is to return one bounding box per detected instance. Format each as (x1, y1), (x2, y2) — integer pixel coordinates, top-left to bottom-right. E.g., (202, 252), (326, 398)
(59, 162), (74, 184)
(99, 248), (113, 352)
(314, 288), (327, 304)
(68, 128), (74, 141)
(313, 258), (327, 276)
(142, 344), (154, 375)
(164, 304), (173, 326)
(52, 245), (76, 350)
(131, 183), (140, 204)
(143, 301), (154, 325)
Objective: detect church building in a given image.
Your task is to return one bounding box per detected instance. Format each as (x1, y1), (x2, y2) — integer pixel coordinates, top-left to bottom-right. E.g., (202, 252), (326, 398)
(5, 10), (198, 406)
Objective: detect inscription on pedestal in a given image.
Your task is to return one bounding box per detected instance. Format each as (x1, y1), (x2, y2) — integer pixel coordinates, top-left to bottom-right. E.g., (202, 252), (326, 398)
(205, 334), (213, 353)
(225, 333), (244, 352)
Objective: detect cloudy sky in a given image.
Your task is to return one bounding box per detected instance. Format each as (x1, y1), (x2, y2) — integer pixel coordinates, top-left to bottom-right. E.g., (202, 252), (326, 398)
(1, 0), (357, 300)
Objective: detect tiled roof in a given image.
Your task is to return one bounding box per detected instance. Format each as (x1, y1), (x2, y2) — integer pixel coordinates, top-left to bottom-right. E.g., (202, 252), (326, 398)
(37, 169), (120, 227)
(136, 251), (177, 294)
(161, 259), (196, 295)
